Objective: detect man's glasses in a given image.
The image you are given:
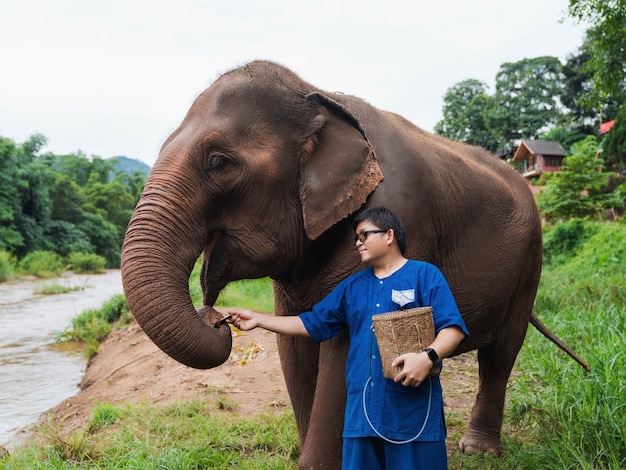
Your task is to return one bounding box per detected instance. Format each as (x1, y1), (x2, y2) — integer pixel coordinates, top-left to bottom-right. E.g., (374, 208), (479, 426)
(354, 229), (386, 243)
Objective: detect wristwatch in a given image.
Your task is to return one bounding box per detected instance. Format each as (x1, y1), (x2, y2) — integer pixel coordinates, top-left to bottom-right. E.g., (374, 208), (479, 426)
(425, 348), (439, 364)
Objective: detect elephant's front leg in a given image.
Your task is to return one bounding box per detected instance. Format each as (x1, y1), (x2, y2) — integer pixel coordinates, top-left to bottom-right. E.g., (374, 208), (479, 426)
(277, 332), (347, 470)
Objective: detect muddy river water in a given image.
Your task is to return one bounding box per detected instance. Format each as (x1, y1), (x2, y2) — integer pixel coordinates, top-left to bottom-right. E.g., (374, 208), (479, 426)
(0, 270), (123, 446)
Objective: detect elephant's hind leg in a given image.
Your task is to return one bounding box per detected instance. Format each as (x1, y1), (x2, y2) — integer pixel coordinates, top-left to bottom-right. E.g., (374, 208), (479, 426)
(459, 333), (526, 455)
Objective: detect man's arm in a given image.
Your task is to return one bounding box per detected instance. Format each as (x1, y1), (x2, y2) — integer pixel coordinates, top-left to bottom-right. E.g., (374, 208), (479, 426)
(228, 309), (310, 336)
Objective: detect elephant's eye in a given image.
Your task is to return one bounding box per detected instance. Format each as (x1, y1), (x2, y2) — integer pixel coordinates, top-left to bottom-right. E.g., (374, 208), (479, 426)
(205, 154), (227, 174)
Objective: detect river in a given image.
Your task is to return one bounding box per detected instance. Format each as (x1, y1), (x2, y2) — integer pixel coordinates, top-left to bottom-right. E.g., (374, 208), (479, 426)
(0, 270), (124, 447)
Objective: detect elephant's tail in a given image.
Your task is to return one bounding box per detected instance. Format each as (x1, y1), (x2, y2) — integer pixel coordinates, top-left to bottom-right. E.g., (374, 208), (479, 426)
(530, 313), (591, 371)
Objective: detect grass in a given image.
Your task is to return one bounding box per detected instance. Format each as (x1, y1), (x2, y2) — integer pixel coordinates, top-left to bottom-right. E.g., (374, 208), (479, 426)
(2, 402), (299, 469)
(4, 220), (625, 469)
(56, 294), (133, 357)
(36, 282), (84, 295)
(188, 259), (275, 313)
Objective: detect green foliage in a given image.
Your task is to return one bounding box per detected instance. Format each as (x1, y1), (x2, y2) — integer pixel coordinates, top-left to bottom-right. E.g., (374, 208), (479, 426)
(567, 0), (626, 111)
(76, 211), (123, 269)
(17, 250), (66, 278)
(45, 220), (94, 257)
(487, 57), (564, 145)
(0, 133), (147, 269)
(601, 104), (626, 171)
(542, 217), (596, 263)
(536, 136), (621, 219)
(434, 79), (498, 152)
(0, 251), (16, 282)
(539, 125), (595, 153)
(58, 294), (132, 357)
(68, 252), (107, 274)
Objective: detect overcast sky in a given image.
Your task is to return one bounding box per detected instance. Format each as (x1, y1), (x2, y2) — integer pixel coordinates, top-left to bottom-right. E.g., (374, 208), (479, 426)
(1, 0), (587, 167)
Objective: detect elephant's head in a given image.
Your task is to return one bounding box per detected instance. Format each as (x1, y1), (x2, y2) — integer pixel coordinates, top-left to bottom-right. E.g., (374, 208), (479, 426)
(121, 61), (383, 369)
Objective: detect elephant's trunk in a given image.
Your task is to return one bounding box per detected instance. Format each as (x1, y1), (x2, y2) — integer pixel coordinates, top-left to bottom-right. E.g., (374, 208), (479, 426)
(121, 168), (232, 369)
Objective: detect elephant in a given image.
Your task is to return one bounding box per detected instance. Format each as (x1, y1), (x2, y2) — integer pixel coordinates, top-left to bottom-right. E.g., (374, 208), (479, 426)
(121, 60), (588, 468)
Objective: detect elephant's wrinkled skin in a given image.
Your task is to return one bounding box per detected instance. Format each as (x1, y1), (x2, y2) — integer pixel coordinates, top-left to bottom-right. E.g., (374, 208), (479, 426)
(122, 61), (571, 468)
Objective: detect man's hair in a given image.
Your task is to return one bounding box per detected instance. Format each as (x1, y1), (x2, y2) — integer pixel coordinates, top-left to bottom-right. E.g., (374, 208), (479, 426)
(352, 206), (407, 255)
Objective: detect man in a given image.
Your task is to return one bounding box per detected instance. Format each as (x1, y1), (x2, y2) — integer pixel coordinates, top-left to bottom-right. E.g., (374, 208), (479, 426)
(229, 206), (468, 469)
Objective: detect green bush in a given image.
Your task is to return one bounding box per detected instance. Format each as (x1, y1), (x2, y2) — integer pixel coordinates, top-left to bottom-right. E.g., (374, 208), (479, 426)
(542, 217), (596, 264)
(17, 250), (66, 278)
(0, 251), (16, 282)
(68, 252), (106, 274)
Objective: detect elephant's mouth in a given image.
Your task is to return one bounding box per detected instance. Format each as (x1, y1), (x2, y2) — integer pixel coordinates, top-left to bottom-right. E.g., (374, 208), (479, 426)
(200, 232), (233, 306)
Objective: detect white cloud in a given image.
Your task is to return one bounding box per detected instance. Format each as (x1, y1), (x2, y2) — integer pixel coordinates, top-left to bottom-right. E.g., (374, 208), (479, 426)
(0, 0), (585, 166)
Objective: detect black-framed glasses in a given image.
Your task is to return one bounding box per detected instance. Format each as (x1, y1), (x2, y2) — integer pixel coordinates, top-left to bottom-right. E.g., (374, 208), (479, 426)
(354, 230), (386, 243)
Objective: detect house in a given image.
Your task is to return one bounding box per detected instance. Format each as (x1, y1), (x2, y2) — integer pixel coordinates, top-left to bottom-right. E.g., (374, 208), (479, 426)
(512, 139), (567, 181)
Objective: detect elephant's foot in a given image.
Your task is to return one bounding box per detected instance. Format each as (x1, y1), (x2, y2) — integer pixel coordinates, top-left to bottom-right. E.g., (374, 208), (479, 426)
(459, 429), (503, 455)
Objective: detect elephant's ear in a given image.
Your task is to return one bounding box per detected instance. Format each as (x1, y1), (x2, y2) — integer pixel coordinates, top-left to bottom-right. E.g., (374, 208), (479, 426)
(300, 92), (384, 240)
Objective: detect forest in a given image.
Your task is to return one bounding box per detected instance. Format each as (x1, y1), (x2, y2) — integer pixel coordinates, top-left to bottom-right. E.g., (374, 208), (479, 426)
(0, 133), (147, 270)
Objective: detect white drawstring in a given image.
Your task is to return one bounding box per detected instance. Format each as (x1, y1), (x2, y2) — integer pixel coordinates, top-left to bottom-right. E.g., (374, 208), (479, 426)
(362, 376), (432, 444)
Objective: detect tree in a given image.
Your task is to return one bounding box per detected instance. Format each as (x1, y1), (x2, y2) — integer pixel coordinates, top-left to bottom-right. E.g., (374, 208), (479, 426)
(537, 136), (620, 218)
(434, 79), (499, 152)
(486, 57), (564, 147)
(539, 125), (595, 153)
(601, 104), (626, 171)
(567, 0), (626, 112)
(11, 135), (55, 256)
(561, 43), (623, 124)
(0, 137), (25, 252)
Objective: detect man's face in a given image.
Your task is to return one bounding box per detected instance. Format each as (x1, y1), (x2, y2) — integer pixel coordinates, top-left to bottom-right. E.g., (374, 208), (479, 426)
(354, 220), (389, 265)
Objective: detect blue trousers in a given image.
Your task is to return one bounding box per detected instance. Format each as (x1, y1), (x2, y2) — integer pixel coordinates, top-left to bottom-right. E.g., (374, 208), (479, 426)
(342, 435), (448, 470)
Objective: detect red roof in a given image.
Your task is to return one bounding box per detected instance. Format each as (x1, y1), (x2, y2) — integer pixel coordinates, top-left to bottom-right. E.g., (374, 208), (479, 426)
(600, 120), (615, 134)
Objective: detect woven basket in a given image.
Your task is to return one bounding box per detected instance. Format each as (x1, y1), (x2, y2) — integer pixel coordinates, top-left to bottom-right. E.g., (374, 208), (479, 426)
(372, 306), (440, 379)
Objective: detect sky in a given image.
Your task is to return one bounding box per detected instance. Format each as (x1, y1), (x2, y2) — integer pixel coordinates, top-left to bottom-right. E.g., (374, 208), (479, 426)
(1, 0), (587, 167)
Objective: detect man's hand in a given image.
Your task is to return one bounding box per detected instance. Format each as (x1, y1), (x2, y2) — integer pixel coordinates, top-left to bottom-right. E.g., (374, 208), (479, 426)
(391, 352), (432, 387)
(227, 309), (259, 331)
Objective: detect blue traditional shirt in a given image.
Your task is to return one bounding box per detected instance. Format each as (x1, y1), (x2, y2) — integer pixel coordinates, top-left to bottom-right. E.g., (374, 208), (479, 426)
(300, 260), (469, 441)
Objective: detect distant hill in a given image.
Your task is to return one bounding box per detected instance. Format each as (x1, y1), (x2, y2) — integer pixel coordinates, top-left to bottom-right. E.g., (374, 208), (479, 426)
(108, 156), (151, 176)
